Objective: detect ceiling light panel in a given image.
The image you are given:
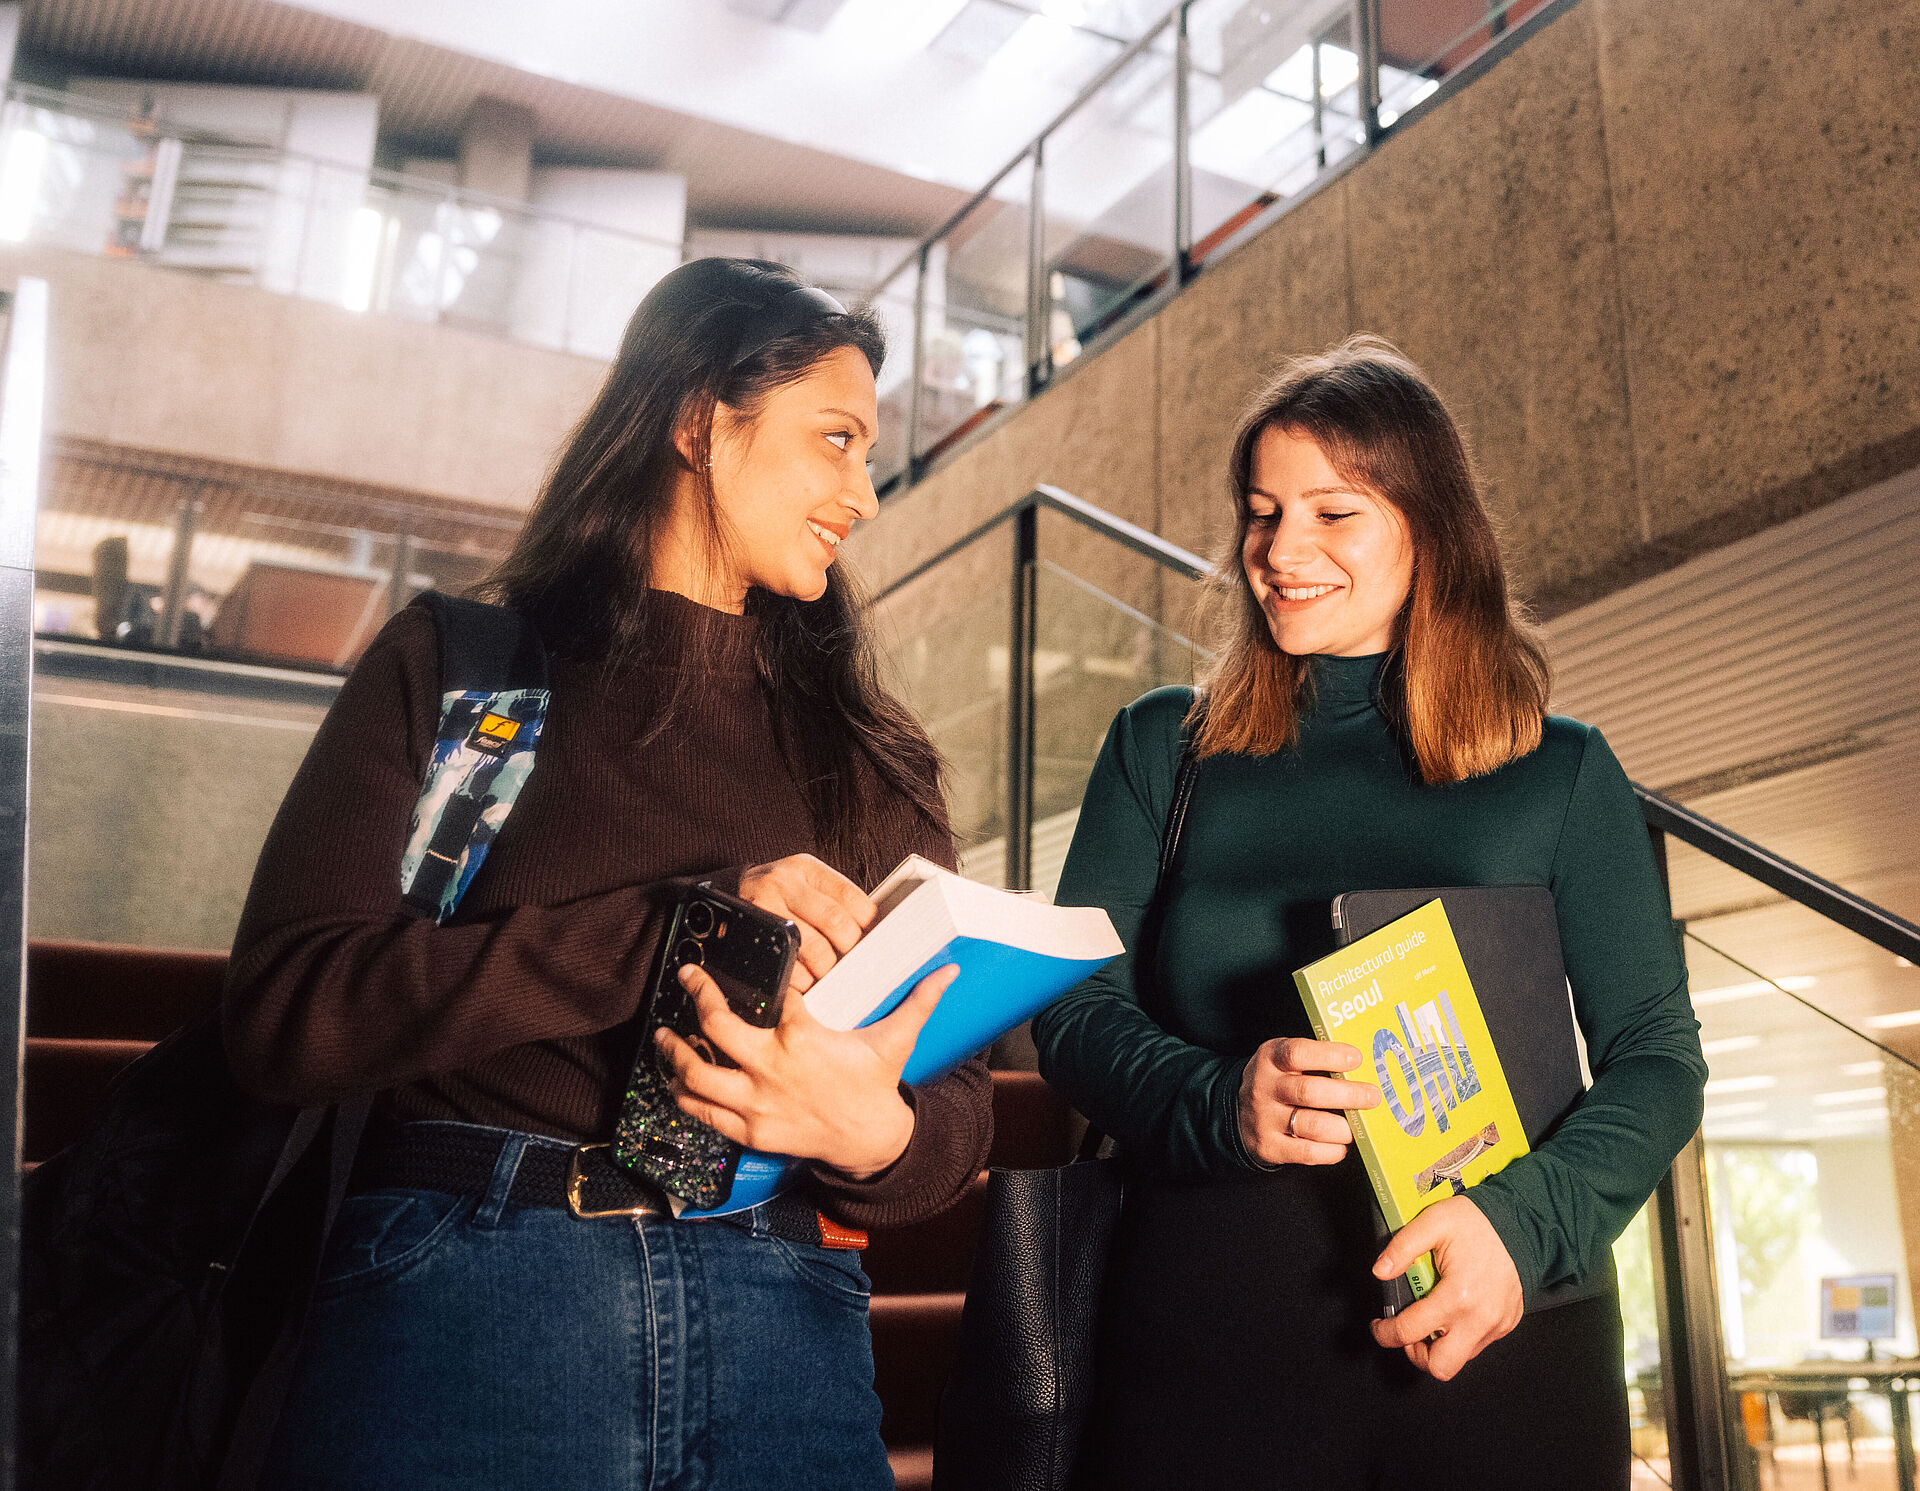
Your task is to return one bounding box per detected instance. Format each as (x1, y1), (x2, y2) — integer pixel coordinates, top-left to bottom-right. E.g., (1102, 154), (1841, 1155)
(727, 0), (850, 29)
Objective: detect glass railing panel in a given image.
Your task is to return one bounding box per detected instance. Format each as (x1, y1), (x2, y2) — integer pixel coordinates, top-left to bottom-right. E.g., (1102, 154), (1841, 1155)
(1376, 0), (1554, 125)
(0, 97), (150, 257)
(867, 524), (1014, 886)
(1040, 39), (1179, 365)
(1672, 879), (1920, 1489)
(1182, 0), (1366, 266)
(868, 255), (922, 490)
(912, 152), (1034, 465)
(1028, 522), (1210, 901)
(31, 443), (522, 663)
(0, 87), (682, 354)
(1614, 1199), (1675, 1488)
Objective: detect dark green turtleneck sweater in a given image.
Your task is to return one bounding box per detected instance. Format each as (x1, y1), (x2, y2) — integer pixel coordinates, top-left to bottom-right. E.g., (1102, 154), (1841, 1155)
(1032, 655), (1706, 1303)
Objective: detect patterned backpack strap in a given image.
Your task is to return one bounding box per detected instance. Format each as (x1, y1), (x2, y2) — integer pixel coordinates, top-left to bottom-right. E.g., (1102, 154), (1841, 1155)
(399, 594), (551, 923)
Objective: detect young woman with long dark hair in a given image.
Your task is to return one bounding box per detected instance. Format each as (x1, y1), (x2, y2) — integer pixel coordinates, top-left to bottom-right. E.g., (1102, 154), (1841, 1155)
(223, 258), (990, 1489)
(1032, 337), (1706, 1489)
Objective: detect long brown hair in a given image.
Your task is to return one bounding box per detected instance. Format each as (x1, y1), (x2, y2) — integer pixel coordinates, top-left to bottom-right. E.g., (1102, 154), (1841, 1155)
(478, 257), (947, 882)
(1193, 336), (1550, 785)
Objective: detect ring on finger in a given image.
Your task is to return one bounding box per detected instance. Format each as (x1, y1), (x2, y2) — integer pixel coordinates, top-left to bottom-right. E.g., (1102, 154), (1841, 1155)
(1284, 1106), (1300, 1139)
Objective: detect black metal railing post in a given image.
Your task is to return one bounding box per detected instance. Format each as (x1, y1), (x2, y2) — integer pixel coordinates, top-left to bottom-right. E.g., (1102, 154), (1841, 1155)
(907, 243), (929, 479)
(1355, 0), (1385, 144)
(1173, 3), (1195, 280)
(0, 274), (50, 1491)
(1025, 141), (1051, 397)
(1005, 503), (1038, 892)
(1645, 823), (1740, 1491)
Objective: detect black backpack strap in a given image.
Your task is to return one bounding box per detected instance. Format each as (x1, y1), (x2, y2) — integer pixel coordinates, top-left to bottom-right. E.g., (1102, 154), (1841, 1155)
(213, 1096), (373, 1491)
(418, 591), (549, 695)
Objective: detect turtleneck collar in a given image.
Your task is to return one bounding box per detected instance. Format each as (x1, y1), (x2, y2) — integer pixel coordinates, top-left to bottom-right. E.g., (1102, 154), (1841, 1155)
(1305, 650), (1391, 715)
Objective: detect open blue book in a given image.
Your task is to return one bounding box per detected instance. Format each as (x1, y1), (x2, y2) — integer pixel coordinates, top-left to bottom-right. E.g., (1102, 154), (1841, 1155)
(674, 855), (1122, 1218)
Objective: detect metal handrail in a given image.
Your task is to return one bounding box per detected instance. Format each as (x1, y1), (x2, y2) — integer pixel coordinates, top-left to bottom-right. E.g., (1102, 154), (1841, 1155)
(870, 483), (1210, 603)
(876, 0), (1583, 494)
(870, 8), (1184, 297)
(876, 483), (1920, 969)
(1637, 786), (1920, 964)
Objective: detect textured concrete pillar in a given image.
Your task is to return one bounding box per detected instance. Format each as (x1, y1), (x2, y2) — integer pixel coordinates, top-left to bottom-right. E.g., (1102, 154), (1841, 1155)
(458, 96), (535, 203)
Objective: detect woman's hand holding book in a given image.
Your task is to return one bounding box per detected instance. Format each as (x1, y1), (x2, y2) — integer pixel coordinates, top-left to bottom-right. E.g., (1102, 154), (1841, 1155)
(1368, 1196), (1524, 1379)
(1236, 1037), (1383, 1167)
(656, 956), (959, 1180)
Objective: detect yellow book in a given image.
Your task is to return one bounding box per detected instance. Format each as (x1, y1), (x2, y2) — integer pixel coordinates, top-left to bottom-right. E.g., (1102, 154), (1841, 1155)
(1292, 898), (1528, 1300)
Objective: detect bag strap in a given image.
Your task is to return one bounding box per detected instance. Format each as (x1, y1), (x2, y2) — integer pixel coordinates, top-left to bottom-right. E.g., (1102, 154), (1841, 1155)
(214, 1098), (373, 1490)
(400, 594), (551, 923)
(216, 598), (542, 1486)
(1076, 706), (1205, 1164)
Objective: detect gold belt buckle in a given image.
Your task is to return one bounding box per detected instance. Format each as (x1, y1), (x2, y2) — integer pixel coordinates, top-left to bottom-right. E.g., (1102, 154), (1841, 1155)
(566, 1144), (664, 1221)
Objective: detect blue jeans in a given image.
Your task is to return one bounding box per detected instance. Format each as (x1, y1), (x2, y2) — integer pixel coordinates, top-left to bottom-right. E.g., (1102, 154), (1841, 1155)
(263, 1123), (894, 1490)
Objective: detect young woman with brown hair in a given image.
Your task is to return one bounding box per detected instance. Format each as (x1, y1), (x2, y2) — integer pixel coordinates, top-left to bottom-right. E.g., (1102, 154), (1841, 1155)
(223, 258), (989, 1489)
(1032, 336), (1706, 1489)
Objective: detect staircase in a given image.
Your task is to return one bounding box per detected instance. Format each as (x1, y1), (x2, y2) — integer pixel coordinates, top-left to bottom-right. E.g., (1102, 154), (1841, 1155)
(22, 939), (1073, 1490)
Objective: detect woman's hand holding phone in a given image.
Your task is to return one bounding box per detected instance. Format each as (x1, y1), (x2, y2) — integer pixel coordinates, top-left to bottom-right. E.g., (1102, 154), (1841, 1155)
(1236, 1036), (1383, 1166)
(655, 959), (958, 1178)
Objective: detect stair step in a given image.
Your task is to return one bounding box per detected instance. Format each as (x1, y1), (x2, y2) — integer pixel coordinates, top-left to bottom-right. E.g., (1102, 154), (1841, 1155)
(865, 1171), (986, 1296)
(27, 940), (226, 1040)
(24, 1036), (154, 1162)
(987, 1070), (1073, 1170)
(870, 1292), (963, 1448)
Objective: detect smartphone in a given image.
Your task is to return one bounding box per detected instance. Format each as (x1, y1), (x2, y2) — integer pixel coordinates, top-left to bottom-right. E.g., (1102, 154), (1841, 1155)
(611, 882), (799, 1210)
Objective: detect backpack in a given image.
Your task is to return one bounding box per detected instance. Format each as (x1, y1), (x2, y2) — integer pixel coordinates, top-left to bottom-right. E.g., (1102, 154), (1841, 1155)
(19, 594), (549, 1491)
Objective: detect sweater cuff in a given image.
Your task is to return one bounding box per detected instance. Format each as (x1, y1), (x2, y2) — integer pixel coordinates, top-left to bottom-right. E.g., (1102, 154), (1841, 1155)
(1217, 1058), (1280, 1174)
(1465, 1180), (1545, 1305)
(804, 1058), (992, 1231)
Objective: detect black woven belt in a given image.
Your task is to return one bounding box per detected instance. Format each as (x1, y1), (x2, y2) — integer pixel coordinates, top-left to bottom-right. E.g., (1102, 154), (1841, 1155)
(348, 1123), (860, 1249)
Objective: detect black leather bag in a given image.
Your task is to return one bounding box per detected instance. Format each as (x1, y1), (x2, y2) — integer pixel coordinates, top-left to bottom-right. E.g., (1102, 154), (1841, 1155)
(933, 732), (1200, 1491)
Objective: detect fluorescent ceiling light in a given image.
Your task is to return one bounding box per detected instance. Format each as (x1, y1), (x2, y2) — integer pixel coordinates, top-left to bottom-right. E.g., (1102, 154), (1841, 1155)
(1693, 976), (1816, 1006)
(1704, 1075), (1777, 1096)
(1841, 1060), (1884, 1076)
(1701, 1035), (1761, 1056)
(1708, 1120), (1773, 1137)
(1704, 1101), (1767, 1119)
(1866, 1008), (1920, 1030)
(1812, 1086), (1887, 1106)
(1814, 1107), (1888, 1124)
(841, 0), (971, 52)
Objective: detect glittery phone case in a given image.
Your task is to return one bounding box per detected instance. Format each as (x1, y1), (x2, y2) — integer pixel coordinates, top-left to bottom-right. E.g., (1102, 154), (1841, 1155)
(613, 883), (799, 1211)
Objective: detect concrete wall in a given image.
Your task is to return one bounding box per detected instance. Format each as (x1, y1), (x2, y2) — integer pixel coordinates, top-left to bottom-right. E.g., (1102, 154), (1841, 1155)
(4, 241), (607, 511)
(846, 0), (1920, 622)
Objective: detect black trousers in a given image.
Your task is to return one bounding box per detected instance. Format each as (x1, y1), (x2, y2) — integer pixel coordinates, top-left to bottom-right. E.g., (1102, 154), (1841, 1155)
(1079, 1159), (1630, 1491)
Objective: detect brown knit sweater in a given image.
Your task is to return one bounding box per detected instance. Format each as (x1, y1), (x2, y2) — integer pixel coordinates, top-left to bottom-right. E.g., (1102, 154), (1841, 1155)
(222, 590), (992, 1229)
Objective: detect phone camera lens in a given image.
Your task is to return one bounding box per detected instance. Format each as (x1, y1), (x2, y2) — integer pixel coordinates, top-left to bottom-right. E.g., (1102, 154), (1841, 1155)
(676, 939), (704, 968)
(684, 903), (715, 938)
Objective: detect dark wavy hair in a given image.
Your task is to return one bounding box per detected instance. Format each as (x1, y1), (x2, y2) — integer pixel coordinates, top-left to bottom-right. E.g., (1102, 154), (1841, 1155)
(478, 257), (947, 882)
(1194, 335), (1551, 784)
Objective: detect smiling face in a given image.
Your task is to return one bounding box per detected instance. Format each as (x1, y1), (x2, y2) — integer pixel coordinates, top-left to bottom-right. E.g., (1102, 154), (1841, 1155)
(700, 343), (880, 605)
(1241, 425), (1414, 658)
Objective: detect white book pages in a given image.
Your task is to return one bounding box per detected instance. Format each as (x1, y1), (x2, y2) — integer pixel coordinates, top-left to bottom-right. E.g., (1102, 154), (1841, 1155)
(803, 856), (1123, 1032)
